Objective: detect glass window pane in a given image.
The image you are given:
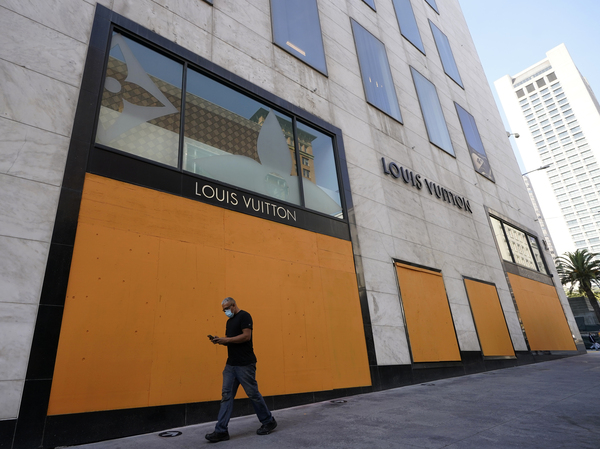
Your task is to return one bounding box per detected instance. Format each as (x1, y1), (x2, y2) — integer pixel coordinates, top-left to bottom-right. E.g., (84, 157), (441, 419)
(490, 217), (512, 262)
(297, 122), (344, 218)
(455, 103), (494, 181)
(392, 0), (425, 53)
(352, 20), (402, 122)
(96, 33), (183, 167)
(429, 21), (463, 87)
(424, 0), (439, 13)
(362, 0), (376, 10)
(528, 236), (548, 274)
(411, 67), (454, 155)
(183, 69), (301, 206)
(271, 0), (327, 75)
(504, 224), (537, 270)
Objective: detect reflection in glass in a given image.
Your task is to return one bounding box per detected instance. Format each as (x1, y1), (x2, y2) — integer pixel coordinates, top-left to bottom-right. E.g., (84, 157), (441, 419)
(352, 20), (402, 122)
(96, 33), (182, 167)
(490, 217), (512, 262)
(455, 103), (494, 181)
(429, 21), (463, 87)
(392, 0), (425, 53)
(271, 0), (327, 75)
(529, 236), (548, 274)
(411, 67), (454, 155)
(296, 122), (343, 218)
(184, 69), (301, 206)
(504, 225), (537, 270)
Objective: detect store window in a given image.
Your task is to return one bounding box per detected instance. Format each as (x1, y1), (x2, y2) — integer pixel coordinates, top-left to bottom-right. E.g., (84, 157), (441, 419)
(411, 67), (454, 155)
(352, 19), (403, 122)
(429, 21), (463, 87)
(96, 33), (183, 167)
(392, 0), (425, 53)
(96, 31), (344, 218)
(490, 216), (548, 274)
(455, 103), (494, 181)
(271, 0), (328, 75)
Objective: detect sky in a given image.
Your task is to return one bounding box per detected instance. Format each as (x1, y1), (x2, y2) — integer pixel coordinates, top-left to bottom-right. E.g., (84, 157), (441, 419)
(457, 0), (600, 171)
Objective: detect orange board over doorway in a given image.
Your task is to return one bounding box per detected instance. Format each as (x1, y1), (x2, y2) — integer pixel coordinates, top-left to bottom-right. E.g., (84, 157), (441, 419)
(464, 279), (514, 357)
(395, 263), (461, 363)
(47, 174), (371, 415)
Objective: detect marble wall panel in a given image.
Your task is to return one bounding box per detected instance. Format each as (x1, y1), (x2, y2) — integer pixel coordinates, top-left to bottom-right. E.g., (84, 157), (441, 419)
(0, 60), (79, 137)
(333, 106), (374, 149)
(355, 226), (395, 264)
(0, 380), (24, 420)
(382, 182), (425, 220)
(346, 163), (386, 204)
(426, 222), (485, 265)
(0, 174), (60, 242)
(362, 258), (399, 295)
(443, 276), (470, 307)
(502, 309), (528, 351)
(392, 238), (436, 269)
(367, 291), (404, 328)
(0, 236), (49, 305)
(214, 0), (271, 39)
(214, 8), (272, 67)
(153, 0), (212, 33)
(0, 303), (37, 382)
(456, 329), (481, 352)
(365, 106), (406, 146)
(371, 324), (411, 365)
(328, 80), (367, 122)
(388, 208), (431, 246)
(342, 137), (380, 177)
(448, 303), (477, 334)
(271, 71), (331, 124)
(113, 0), (212, 60)
(0, 9), (87, 87)
(1, 0), (95, 43)
(211, 38), (274, 93)
(0, 118), (69, 187)
(326, 59), (364, 106)
(352, 194), (392, 235)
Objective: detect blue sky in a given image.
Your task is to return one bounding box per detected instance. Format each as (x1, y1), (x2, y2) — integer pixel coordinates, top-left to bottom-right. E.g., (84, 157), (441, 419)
(458, 0), (600, 168)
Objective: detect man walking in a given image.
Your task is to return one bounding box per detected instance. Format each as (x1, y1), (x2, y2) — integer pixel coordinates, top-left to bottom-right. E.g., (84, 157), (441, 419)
(205, 297), (277, 443)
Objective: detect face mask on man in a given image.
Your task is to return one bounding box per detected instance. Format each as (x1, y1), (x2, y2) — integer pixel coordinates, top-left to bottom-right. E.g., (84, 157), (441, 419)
(225, 309), (234, 318)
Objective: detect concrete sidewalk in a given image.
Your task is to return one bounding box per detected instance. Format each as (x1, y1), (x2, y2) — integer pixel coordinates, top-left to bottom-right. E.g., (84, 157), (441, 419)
(65, 352), (600, 449)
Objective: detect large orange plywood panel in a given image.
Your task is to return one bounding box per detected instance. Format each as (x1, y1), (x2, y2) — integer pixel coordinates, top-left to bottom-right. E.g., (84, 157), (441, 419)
(48, 174), (370, 415)
(507, 273), (576, 351)
(464, 279), (514, 357)
(395, 263), (461, 363)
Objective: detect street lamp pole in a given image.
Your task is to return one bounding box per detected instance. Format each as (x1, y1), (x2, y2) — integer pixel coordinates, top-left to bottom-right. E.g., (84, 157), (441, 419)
(522, 164), (551, 176)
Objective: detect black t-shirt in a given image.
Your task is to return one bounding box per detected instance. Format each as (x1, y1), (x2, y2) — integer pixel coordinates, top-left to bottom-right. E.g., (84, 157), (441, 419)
(225, 310), (257, 366)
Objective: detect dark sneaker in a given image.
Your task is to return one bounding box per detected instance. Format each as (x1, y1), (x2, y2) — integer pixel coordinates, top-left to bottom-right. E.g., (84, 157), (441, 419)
(205, 431), (230, 443)
(256, 417), (277, 435)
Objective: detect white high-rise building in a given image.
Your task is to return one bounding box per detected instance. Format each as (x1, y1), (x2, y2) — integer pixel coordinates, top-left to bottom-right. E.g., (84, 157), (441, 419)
(496, 44), (600, 257)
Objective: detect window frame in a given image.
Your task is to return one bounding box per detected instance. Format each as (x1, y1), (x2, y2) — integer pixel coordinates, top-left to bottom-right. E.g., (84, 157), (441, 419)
(270, 0), (329, 76)
(392, 0), (426, 54)
(90, 21), (352, 234)
(429, 20), (463, 88)
(489, 215), (549, 275)
(351, 19), (403, 123)
(411, 66), (455, 156)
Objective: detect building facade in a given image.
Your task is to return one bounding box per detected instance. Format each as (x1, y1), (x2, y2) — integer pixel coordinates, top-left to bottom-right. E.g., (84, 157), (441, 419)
(496, 44), (600, 257)
(1, 1), (584, 448)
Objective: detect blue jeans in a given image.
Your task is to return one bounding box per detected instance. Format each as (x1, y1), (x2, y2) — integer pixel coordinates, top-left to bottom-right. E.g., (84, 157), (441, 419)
(215, 363), (273, 432)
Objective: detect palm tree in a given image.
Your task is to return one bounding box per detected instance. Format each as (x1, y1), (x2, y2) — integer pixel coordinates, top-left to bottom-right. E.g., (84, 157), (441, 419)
(556, 249), (600, 323)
